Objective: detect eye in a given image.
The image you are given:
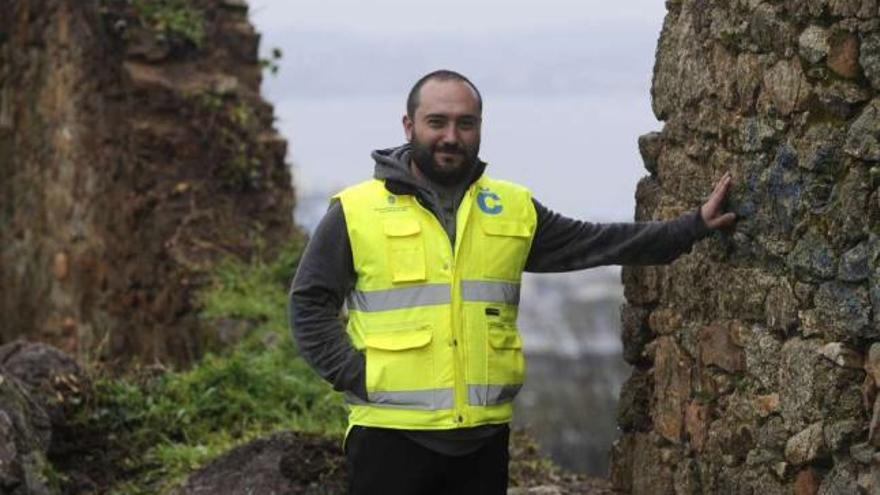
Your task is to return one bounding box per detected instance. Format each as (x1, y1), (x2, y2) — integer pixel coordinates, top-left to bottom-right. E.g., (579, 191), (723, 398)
(457, 117), (479, 131)
(427, 118), (445, 128)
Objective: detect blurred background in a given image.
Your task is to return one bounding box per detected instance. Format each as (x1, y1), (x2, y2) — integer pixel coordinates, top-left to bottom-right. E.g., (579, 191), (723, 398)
(249, 0), (667, 476)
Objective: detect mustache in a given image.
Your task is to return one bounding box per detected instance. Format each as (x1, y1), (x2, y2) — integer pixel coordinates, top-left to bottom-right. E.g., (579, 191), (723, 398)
(434, 144), (464, 154)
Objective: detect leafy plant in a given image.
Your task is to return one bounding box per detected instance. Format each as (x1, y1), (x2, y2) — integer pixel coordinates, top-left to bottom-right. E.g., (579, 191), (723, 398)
(189, 90), (267, 191)
(260, 46), (284, 76)
(133, 0), (206, 48)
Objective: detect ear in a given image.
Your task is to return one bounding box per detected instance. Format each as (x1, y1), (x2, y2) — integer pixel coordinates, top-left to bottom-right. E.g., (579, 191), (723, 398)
(402, 114), (413, 142)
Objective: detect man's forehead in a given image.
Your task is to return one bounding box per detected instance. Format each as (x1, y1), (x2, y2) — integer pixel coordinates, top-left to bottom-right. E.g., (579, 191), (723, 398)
(416, 79), (481, 117)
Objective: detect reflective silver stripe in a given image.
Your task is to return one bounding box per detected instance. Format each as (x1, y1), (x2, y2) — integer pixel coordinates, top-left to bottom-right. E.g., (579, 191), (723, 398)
(347, 280), (518, 312)
(468, 384), (522, 406)
(357, 388), (455, 410)
(460, 280), (520, 305)
(347, 284), (451, 312)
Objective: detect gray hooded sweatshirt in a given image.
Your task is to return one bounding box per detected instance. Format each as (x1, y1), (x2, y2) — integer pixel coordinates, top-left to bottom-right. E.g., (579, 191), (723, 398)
(289, 144), (711, 455)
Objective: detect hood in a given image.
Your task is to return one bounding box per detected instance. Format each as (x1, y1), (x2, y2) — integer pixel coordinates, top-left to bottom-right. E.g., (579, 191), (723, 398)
(371, 144), (421, 190)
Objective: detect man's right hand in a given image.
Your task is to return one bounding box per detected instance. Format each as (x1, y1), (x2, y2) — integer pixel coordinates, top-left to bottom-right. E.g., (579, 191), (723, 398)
(700, 172), (736, 230)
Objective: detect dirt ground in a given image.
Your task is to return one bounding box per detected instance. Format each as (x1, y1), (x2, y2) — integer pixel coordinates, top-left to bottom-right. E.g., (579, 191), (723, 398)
(167, 429), (617, 495)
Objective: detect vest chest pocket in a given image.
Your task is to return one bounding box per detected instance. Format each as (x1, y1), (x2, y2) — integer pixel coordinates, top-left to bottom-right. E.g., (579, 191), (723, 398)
(480, 220), (531, 281)
(384, 219), (426, 283)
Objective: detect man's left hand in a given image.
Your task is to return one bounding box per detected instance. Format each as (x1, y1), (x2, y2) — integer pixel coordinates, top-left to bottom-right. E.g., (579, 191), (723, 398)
(701, 172), (736, 229)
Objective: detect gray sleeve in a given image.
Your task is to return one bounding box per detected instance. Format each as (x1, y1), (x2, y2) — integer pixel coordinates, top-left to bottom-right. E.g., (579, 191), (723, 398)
(524, 198), (711, 272)
(288, 201), (366, 400)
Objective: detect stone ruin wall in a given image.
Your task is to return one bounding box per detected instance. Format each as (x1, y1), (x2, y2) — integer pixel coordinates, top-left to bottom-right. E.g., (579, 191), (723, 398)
(611, 0), (880, 493)
(0, 0), (295, 366)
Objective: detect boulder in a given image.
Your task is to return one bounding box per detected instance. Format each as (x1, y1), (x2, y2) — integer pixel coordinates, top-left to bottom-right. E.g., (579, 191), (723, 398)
(0, 371), (55, 495)
(0, 339), (88, 426)
(169, 431), (346, 495)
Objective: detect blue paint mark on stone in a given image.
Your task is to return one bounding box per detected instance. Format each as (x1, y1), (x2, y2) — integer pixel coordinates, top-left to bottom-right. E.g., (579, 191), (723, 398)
(839, 242), (870, 282)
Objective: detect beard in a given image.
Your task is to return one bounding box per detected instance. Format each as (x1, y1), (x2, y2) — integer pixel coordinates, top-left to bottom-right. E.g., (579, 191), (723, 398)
(410, 132), (480, 186)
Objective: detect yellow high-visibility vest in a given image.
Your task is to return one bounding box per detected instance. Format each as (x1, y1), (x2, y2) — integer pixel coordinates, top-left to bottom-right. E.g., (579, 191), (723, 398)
(334, 175), (537, 431)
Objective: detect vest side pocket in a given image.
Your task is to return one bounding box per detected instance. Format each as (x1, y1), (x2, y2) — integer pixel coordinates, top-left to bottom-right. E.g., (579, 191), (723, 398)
(363, 325), (434, 396)
(383, 219), (427, 283)
(486, 321), (525, 392)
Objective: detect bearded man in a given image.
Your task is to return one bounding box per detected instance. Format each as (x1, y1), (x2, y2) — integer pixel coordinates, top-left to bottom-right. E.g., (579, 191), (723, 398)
(289, 69), (735, 494)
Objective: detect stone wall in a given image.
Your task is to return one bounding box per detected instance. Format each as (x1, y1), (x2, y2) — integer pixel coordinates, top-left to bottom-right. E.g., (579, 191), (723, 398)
(612, 0), (880, 493)
(0, 0), (295, 365)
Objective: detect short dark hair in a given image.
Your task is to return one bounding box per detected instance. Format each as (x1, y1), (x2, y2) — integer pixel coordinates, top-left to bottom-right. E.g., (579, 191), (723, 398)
(406, 70), (483, 119)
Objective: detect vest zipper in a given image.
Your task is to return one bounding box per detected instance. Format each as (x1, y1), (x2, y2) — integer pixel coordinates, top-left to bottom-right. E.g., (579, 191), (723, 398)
(416, 196), (467, 426)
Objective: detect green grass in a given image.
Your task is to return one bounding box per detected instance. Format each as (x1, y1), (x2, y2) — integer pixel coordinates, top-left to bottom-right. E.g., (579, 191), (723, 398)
(69, 237), (348, 494)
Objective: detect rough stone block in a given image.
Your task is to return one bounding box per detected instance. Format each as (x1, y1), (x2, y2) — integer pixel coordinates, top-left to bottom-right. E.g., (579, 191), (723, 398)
(818, 459), (859, 495)
(861, 33), (880, 90)
(765, 281), (799, 331)
(788, 231), (838, 281)
(872, 277), (880, 329)
(795, 468), (821, 495)
(673, 458), (700, 495)
(799, 25), (830, 64)
(813, 78), (872, 118)
(818, 342), (864, 368)
(739, 116), (779, 153)
(850, 442), (875, 464)
(638, 132), (662, 175)
(812, 282), (871, 341)
(825, 166), (872, 250)
(716, 269), (776, 321)
(824, 420), (863, 452)
(785, 421), (827, 465)
(746, 325), (782, 391)
(844, 98), (880, 161)
(866, 344), (880, 385)
(746, 448), (781, 467)
(634, 176), (662, 222)
(618, 367), (653, 432)
(758, 416), (789, 451)
(827, 33), (861, 78)
(649, 308), (683, 336)
(698, 323), (745, 372)
(653, 337), (693, 444)
(0, 371), (53, 495)
(685, 401), (710, 452)
(622, 265), (662, 305)
(612, 432), (675, 495)
(780, 338), (822, 430)
(840, 241), (872, 282)
(864, 374), (877, 415)
(870, 396), (880, 447)
(755, 393), (781, 418)
(621, 304), (653, 365)
(762, 58), (811, 116)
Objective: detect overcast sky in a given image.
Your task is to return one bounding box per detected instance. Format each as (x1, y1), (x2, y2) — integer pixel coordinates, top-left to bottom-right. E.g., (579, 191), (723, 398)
(249, 0), (665, 36)
(247, 1), (670, 223)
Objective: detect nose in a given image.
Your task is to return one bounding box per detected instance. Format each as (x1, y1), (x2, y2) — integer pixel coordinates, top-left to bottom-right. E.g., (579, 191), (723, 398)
(441, 123), (459, 144)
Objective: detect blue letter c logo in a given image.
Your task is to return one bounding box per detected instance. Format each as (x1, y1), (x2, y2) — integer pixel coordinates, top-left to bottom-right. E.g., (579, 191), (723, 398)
(477, 191), (503, 215)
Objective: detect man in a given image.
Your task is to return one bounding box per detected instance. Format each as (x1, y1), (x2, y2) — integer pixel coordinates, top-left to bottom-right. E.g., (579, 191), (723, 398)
(289, 70), (735, 494)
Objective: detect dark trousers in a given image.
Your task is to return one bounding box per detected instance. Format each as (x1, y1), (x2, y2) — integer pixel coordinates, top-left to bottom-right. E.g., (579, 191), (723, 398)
(345, 426), (510, 495)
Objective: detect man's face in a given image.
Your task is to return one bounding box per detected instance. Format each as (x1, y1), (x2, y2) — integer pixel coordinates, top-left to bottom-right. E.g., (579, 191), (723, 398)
(403, 79), (482, 186)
